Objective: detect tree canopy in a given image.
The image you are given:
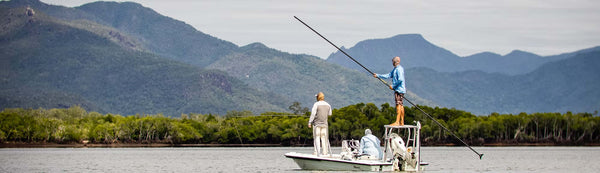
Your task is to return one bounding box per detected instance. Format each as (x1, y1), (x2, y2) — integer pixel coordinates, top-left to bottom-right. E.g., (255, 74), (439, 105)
(1, 104), (598, 146)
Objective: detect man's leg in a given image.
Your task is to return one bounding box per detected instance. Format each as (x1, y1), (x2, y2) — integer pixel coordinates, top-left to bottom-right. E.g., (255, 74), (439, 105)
(390, 104), (401, 126)
(399, 105), (404, 126)
(320, 126), (329, 155)
(313, 126), (320, 155)
(390, 92), (405, 126)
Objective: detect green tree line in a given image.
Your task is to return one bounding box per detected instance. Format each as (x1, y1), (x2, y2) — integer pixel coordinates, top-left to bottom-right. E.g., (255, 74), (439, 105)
(1, 104), (599, 145)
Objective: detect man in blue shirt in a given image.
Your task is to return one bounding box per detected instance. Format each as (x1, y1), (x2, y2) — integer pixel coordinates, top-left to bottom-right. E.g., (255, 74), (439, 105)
(373, 56), (406, 126)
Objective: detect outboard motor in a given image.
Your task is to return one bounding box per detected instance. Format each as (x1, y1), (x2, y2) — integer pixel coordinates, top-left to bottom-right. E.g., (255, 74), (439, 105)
(389, 133), (417, 171)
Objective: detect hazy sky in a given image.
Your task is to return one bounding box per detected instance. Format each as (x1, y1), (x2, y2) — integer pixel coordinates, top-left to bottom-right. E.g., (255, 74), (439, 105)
(41, 0), (600, 58)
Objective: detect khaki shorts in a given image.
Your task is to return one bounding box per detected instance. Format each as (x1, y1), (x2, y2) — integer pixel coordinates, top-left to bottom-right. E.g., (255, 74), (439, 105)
(395, 92), (404, 106)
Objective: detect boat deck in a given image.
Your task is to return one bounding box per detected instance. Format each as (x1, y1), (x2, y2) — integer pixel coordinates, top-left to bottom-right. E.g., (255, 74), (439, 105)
(285, 152), (393, 171)
(284, 152), (392, 166)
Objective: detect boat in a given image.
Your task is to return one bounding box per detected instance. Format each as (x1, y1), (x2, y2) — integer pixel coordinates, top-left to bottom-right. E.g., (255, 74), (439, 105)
(285, 122), (428, 172)
(289, 17), (482, 171)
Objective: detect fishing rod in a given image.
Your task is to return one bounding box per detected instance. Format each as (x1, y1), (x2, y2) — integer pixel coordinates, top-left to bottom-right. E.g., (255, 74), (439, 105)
(294, 16), (484, 160)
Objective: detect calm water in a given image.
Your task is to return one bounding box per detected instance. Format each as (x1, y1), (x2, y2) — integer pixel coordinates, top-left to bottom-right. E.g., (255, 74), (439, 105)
(0, 147), (598, 172)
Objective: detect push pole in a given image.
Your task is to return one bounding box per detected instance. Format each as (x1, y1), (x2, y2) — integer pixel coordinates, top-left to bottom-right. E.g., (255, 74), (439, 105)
(294, 16), (484, 159)
(403, 98), (484, 159)
(293, 16), (391, 88)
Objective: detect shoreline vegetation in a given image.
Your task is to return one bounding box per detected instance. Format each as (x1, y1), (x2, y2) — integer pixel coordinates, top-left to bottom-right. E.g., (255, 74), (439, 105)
(2, 142), (600, 148)
(1, 104), (599, 148)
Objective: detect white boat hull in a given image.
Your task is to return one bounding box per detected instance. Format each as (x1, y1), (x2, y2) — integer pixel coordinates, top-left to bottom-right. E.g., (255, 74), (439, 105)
(285, 123), (428, 172)
(284, 152), (393, 171)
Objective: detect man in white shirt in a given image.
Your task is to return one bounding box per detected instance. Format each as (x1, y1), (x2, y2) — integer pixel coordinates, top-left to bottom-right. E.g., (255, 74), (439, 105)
(308, 92), (332, 156)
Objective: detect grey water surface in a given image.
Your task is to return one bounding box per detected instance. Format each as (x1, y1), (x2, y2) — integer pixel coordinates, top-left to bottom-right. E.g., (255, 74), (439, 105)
(0, 147), (598, 172)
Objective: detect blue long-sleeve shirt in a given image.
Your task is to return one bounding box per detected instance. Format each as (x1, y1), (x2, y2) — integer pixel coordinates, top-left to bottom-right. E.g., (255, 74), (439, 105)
(376, 65), (406, 94)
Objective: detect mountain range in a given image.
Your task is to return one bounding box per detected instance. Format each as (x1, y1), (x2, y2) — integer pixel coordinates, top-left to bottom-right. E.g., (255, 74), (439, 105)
(327, 34), (600, 76)
(1, 0), (599, 115)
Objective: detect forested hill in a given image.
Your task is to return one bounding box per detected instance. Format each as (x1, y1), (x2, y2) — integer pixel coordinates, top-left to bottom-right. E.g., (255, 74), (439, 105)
(2, 0), (238, 68)
(0, 5), (288, 115)
(75, 1), (239, 68)
(207, 43), (437, 110)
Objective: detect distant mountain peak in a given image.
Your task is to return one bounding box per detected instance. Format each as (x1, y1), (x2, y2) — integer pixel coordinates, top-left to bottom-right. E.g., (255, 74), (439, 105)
(326, 33), (459, 74)
(391, 33), (424, 39)
(73, 0), (238, 68)
(79, 1), (155, 17)
(360, 34), (427, 45)
(243, 42), (268, 49)
(505, 50), (541, 57)
(464, 51), (502, 59)
(478, 51), (501, 56)
(388, 34), (429, 44)
(82, 1), (150, 12)
(240, 42), (281, 54)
